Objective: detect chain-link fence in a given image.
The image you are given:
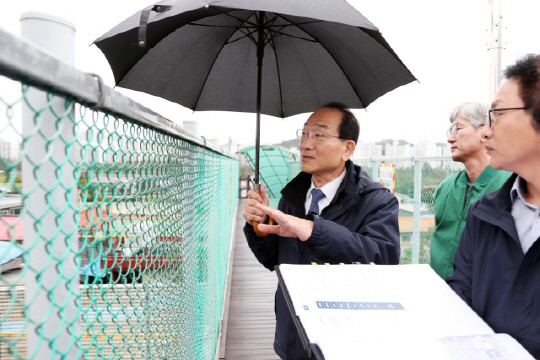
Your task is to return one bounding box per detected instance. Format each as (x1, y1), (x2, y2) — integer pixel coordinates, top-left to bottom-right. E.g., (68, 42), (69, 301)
(1, 29), (238, 359)
(353, 157), (462, 264)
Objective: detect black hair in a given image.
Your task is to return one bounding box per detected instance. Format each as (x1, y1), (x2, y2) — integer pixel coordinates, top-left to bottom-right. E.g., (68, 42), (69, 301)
(503, 54), (540, 130)
(322, 102), (360, 144)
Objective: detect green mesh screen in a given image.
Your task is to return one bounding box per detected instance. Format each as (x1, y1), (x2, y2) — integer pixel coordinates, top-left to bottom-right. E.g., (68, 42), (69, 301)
(0, 76), (238, 359)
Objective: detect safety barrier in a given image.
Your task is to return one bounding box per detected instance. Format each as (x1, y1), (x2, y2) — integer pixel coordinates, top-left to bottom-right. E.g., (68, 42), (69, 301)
(354, 156), (462, 264)
(0, 28), (238, 359)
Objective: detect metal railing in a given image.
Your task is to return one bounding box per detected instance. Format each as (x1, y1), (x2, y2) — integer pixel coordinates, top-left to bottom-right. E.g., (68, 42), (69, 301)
(0, 28), (238, 359)
(353, 156), (463, 264)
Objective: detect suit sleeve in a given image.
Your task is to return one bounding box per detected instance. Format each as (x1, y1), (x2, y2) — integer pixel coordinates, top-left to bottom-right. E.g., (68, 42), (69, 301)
(446, 209), (476, 305)
(305, 190), (400, 265)
(243, 222), (280, 271)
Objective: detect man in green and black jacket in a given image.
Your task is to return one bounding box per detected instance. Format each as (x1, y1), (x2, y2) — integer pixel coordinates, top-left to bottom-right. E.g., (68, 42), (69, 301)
(430, 101), (510, 279)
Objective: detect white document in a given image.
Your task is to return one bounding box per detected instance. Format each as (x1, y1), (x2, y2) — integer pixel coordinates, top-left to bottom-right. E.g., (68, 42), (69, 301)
(437, 334), (535, 360)
(278, 264), (534, 360)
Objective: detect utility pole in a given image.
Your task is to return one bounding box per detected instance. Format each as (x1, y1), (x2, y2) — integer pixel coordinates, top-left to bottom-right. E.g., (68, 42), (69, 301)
(487, 0), (503, 100)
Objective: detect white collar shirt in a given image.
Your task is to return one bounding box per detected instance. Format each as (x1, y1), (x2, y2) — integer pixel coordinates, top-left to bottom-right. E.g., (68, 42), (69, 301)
(510, 176), (540, 254)
(304, 168), (346, 216)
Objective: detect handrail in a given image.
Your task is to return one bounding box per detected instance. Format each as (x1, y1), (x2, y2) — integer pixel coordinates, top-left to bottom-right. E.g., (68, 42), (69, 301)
(0, 27), (231, 157)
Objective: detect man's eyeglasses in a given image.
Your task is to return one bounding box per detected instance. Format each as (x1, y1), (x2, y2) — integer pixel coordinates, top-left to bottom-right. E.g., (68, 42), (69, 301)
(446, 123), (482, 137)
(486, 107), (529, 127)
(297, 129), (341, 143)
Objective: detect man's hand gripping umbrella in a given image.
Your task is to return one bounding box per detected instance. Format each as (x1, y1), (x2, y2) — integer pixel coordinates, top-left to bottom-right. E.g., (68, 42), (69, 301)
(242, 183), (276, 237)
(244, 183), (314, 241)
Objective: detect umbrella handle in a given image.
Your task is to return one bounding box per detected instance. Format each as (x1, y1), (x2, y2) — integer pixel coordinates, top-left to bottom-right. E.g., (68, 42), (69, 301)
(253, 189), (274, 237)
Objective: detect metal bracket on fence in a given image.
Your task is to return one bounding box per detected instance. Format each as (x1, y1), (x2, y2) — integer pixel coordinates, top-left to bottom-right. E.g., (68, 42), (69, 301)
(87, 72), (106, 110)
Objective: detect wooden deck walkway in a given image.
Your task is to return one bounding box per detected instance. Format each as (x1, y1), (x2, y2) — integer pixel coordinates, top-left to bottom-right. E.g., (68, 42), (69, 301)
(219, 201), (280, 360)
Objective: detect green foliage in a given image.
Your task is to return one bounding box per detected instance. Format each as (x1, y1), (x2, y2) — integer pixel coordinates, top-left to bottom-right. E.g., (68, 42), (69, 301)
(395, 167), (414, 198)
(400, 227), (434, 265)
(395, 162), (456, 204)
(0, 170), (22, 194)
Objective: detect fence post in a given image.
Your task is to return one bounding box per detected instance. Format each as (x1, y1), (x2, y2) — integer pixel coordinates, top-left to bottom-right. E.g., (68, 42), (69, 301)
(371, 160), (379, 181)
(20, 12), (80, 359)
(411, 159), (423, 264)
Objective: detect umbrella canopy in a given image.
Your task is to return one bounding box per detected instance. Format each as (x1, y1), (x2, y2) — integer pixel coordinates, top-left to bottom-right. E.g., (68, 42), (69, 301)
(94, 0), (416, 184)
(96, 0), (414, 117)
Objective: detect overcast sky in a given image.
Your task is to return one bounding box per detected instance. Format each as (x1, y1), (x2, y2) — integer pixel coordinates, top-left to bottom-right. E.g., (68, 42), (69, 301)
(2, 0), (540, 147)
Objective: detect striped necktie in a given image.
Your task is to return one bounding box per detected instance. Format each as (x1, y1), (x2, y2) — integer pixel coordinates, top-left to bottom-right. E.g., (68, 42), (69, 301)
(308, 188), (325, 215)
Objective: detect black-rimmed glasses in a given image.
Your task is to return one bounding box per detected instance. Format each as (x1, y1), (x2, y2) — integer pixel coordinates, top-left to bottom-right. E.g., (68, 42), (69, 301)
(297, 129), (341, 143)
(487, 107), (529, 127)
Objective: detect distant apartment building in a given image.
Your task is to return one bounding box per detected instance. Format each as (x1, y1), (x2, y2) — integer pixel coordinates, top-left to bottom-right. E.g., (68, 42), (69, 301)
(0, 141), (10, 161)
(414, 141), (450, 157)
(354, 141), (377, 158)
(378, 139), (414, 158)
(355, 139), (415, 160)
(0, 140), (20, 162)
(353, 140), (412, 169)
(352, 139), (459, 169)
(414, 141), (454, 168)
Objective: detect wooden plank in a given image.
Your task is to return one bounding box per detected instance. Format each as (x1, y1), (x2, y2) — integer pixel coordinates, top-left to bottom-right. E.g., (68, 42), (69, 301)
(226, 348), (278, 355)
(222, 201), (280, 360)
(226, 333), (275, 340)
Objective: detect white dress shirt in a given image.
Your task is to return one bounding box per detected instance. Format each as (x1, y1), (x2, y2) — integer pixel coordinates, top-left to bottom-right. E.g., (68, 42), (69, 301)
(510, 176), (540, 254)
(304, 169), (346, 216)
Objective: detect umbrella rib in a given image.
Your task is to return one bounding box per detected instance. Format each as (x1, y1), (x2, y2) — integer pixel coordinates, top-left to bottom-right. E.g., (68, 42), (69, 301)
(217, 9), (259, 28)
(263, 15), (321, 44)
(267, 32), (286, 118)
(177, 8), (255, 52)
(262, 28), (319, 44)
(263, 15), (286, 45)
(190, 12), (259, 109)
(188, 23), (255, 30)
(205, 9), (261, 44)
(189, 10), (260, 46)
(189, 14), (320, 45)
(282, 16), (367, 108)
(264, 16), (321, 44)
(226, 24), (259, 46)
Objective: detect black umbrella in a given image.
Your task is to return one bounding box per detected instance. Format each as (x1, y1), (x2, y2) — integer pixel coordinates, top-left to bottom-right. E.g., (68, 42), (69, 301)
(94, 0), (415, 234)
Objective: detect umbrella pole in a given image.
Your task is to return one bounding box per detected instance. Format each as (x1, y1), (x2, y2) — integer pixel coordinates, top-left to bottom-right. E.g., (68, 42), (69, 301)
(253, 11), (273, 237)
(254, 11), (265, 189)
